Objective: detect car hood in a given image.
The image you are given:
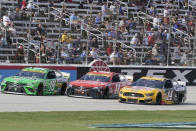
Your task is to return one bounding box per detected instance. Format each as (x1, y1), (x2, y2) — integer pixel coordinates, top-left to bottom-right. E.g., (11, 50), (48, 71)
(3, 76), (41, 84)
(121, 86), (158, 94)
(70, 80), (108, 88)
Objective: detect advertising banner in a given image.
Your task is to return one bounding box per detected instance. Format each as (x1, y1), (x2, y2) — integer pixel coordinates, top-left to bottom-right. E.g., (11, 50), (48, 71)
(77, 66), (196, 85)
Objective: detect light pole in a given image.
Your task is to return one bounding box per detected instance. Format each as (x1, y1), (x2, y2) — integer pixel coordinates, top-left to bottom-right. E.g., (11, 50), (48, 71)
(57, 13), (63, 64)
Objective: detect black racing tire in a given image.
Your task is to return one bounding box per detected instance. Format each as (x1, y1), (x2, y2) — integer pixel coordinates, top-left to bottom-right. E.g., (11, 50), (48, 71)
(100, 87), (109, 99)
(66, 87), (74, 96)
(36, 84), (43, 96)
(155, 93), (162, 105)
(177, 94), (183, 104)
(60, 83), (67, 95)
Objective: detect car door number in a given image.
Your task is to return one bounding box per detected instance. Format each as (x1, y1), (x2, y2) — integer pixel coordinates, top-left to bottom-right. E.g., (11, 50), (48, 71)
(114, 83), (121, 94)
(166, 90), (174, 100)
(49, 80), (56, 91)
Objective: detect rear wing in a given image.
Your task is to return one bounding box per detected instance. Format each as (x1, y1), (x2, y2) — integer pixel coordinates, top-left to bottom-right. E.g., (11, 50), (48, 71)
(124, 75), (133, 82)
(177, 81), (186, 86)
(61, 72), (70, 81)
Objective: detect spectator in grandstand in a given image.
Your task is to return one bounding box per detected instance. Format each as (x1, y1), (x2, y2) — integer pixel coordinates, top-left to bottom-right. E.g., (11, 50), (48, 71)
(70, 47), (81, 63)
(117, 49), (124, 65)
(28, 45), (36, 63)
(180, 50), (189, 66)
(173, 21), (179, 32)
(130, 33), (139, 46)
(189, 8), (196, 16)
(128, 19), (136, 31)
(148, 33), (155, 46)
(172, 45), (182, 65)
(59, 48), (71, 64)
(40, 42), (46, 63)
(89, 47), (99, 61)
(73, 37), (81, 49)
(120, 25), (128, 36)
(14, 8), (21, 21)
(163, 7), (170, 17)
(143, 34), (149, 46)
(70, 12), (80, 31)
(109, 2), (117, 17)
(128, 49), (137, 65)
(91, 37), (98, 49)
(0, 33), (7, 48)
(116, 26), (124, 40)
(95, 12), (103, 25)
(110, 49), (118, 65)
(16, 45), (25, 63)
(8, 23), (16, 36)
(36, 24), (46, 37)
(46, 47), (57, 63)
(20, 0), (27, 11)
(144, 50), (154, 65)
(163, 14), (170, 26)
(80, 47), (88, 62)
(3, 12), (11, 27)
(102, 2), (109, 17)
(27, 0), (34, 10)
(107, 27), (116, 40)
(60, 31), (72, 46)
(49, 0), (54, 8)
(106, 43), (113, 56)
(153, 15), (160, 29)
(119, 18), (126, 27)
(149, 6), (156, 16)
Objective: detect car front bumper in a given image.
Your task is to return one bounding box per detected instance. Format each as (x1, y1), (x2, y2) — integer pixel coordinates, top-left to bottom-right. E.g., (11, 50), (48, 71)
(67, 87), (103, 98)
(119, 96), (154, 104)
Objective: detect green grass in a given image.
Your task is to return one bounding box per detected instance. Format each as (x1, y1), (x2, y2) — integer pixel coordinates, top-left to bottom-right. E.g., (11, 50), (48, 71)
(0, 111), (196, 131)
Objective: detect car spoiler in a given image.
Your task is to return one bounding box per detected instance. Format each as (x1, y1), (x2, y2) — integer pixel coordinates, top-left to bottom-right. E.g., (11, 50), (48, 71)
(177, 81), (186, 86)
(61, 72), (70, 80)
(124, 75), (133, 82)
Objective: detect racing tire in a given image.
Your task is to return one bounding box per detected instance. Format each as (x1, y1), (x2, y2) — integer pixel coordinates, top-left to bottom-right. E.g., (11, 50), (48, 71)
(155, 93), (162, 105)
(102, 87), (109, 99)
(36, 84), (43, 96)
(60, 83), (67, 95)
(66, 87), (74, 96)
(177, 94), (183, 104)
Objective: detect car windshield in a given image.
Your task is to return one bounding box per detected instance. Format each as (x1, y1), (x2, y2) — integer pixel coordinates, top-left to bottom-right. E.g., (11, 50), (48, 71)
(131, 78), (163, 89)
(15, 71), (45, 79)
(80, 74), (110, 82)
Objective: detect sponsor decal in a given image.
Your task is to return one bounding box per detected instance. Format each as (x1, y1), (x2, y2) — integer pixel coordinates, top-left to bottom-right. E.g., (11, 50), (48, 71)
(22, 69), (46, 74)
(89, 60), (110, 72)
(87, 73), (110, 77)
(90, 122), (196, 129)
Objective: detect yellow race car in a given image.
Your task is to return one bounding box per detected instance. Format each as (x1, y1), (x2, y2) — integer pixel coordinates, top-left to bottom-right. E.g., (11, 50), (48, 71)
(118, 77), (187, 104)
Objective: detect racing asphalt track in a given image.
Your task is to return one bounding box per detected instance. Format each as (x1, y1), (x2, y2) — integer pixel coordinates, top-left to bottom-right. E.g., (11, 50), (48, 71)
(0, 86), (195, 112)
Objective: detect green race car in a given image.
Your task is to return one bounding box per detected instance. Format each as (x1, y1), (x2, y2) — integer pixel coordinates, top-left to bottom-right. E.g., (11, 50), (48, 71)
(1, 67), (70, 95)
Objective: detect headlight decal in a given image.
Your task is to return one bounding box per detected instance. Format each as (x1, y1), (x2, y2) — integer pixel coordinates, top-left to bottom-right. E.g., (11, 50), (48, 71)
(145, 93), (154, 96)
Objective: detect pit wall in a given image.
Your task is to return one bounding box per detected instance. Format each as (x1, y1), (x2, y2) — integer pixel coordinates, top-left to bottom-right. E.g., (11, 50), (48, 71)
(0, 65), (196, 85)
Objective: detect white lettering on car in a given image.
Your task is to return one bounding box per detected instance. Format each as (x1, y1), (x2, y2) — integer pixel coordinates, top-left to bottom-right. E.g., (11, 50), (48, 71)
(114, 83), (121, 94)
(49, 80), (56, 91)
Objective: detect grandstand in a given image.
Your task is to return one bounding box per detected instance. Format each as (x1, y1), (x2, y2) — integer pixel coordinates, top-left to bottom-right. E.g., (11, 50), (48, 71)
(0, 0), (195, 66)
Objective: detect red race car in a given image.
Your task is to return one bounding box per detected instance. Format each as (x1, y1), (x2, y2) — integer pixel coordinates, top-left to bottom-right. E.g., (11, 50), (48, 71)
(66, 60), (132, 98)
